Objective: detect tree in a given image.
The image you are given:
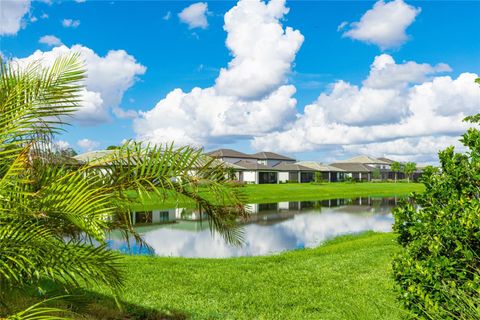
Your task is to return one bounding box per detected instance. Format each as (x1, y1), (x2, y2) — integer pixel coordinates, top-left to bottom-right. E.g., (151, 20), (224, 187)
(314, 171), (323, 183)
(403, 162), (416, 183)
(390, 161), (401, 182)
(0, 55), (247, 316)
(393, 81), (480, 318)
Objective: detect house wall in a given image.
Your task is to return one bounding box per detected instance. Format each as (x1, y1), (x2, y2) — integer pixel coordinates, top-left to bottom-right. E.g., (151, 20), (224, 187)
(278, 202), (289, 210)
(242, 171), (257, 183)
(152, 210), (176, 223)
(278, 171), (289, 182)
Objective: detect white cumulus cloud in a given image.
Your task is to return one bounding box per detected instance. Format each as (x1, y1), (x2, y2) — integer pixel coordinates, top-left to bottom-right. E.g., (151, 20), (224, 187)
(178, 2), (209, 29)
(0, 0), (30, 35)
(252, 54), (480, 163)
(62, 19), (80, 28)
(342, 0), (421, 50)
(77, 138), (100, 152)
(343, 136), (467, 164)
(134, 0), (303, 147)
(15, 45), (146, 125)
(39, 35), (62, 46)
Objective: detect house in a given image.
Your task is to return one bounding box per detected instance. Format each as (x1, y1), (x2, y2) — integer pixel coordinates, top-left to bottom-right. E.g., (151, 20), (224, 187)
(207, 149), (298, 184)
(233, 160), (280, 184)
(377, 157), (405, 180)
(295, 161), (346, 182)
(253, 152), (296, 167)
(329, 162), (373, 181)
(206, 149), (259, 164)
(273, 162), (317, 183)
(330, 155), (392, 181)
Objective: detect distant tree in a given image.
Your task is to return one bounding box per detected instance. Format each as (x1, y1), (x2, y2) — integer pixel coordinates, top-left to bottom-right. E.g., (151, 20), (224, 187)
(403, 162), (416, 183)
(314, 171), (323, 183)
(372, 167), (381, 180)
(106, 145), (120, 150)
(226, 167), (237, 180)
(391, 161), (401, 182)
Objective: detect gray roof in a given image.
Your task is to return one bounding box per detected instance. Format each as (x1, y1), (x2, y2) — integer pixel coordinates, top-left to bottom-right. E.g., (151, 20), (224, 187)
(217, 160), (246, 170)
(273, 162), (316, 171)
(252, 151), (295, 161)
(335, 155), (389, 165)
(377, 157), (396, 164)
(296, 161), (345, 172)
(207, 148), (257, 159)
(234, 160), (279, 171)
(74, 150), (115, 163)
(329, 163), (373, 172)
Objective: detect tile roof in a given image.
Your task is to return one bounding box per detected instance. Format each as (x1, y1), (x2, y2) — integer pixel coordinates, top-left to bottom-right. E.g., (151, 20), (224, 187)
(272, 162), (316, 171)
(329, 163), (374, 172)
(234, 160), (279, 171)
(73, 150), (115, 163)
(377, 157), (396, 164)
(295, 161), (345, 172)
(206, 148), (257, 159)
(252, 151), (295, 161)
(335, 155), (389, 165)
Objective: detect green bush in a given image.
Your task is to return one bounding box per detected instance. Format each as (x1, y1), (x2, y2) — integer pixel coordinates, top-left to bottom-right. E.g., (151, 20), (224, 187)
(392, 114), (480, 319)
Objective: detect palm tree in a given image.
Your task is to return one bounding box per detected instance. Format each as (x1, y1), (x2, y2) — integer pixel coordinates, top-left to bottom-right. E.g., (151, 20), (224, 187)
(391, 161), (401, 183)
(403, 162), (417, 183)
(0, 55), (247, 317)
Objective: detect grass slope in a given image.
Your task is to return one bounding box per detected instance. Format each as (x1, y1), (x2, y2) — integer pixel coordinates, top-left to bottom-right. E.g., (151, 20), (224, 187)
(84, 232), (406, 319)
(133, 182), (424, 210)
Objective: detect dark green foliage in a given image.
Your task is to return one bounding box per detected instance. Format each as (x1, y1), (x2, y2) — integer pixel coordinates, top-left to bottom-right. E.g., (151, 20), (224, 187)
(372, 167), (381, 180)
(391, 162), (402, 182)
(403, 162), (416, 183)
(392, 113), (480, 318)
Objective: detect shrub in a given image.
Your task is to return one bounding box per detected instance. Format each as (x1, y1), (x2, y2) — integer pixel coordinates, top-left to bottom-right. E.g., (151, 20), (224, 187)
(392, 114), (480, 319)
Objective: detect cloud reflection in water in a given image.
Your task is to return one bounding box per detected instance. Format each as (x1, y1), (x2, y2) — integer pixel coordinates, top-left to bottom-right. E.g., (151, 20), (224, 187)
(108, 199), (395, 258)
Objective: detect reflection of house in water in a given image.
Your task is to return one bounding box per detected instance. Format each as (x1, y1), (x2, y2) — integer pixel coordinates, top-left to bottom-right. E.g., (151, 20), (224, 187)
(130, 196), (399, 227)
(132, 209), (177, 225)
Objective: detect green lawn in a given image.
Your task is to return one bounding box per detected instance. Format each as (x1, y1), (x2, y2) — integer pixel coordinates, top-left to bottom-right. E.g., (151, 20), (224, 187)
(4, 184), (421, 319)
(242, 182), (423, 203)
(62, 232), (407, 319)
(132, 182), (424, 210)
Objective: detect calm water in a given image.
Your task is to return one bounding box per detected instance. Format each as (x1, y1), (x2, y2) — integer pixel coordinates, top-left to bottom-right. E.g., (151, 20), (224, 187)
(107, 197), (399, 258)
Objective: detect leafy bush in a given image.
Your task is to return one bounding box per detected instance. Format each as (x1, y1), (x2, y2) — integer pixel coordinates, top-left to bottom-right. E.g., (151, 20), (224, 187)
(392, 114), (480, 319)
(286, 180), (299, 183)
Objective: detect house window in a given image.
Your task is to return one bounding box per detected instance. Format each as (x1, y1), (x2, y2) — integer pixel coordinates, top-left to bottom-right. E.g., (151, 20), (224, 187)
(159, 211), (170, 222)
(259, 172), (278, 184)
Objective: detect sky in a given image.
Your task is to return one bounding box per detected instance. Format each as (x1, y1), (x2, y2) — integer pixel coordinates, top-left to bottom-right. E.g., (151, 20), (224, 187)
(1, 0), (479, 164)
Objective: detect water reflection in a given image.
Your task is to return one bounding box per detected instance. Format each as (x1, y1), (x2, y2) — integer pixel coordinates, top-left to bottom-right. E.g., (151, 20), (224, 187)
(107, 197), (398, 258)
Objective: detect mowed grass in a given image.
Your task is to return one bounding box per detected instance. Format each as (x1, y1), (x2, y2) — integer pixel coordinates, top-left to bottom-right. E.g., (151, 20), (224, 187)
(132, 182), (424, 210)
(242, 182), (424, 203)
(81, 232), (407, 319)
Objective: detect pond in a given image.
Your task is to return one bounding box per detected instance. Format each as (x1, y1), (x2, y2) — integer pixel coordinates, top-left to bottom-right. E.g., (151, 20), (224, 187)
(107, 196), (400, 258)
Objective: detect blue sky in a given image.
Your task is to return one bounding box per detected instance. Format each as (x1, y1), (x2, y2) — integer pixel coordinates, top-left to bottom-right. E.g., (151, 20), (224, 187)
(1, 0), (479, 163)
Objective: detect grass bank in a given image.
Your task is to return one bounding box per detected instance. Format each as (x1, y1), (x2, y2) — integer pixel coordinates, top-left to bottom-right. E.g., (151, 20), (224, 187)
(133, 182), (424, 210)
(97, 233), (404, 320)
(92, 233), (404, 319)
(3, 232), (406, 319)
